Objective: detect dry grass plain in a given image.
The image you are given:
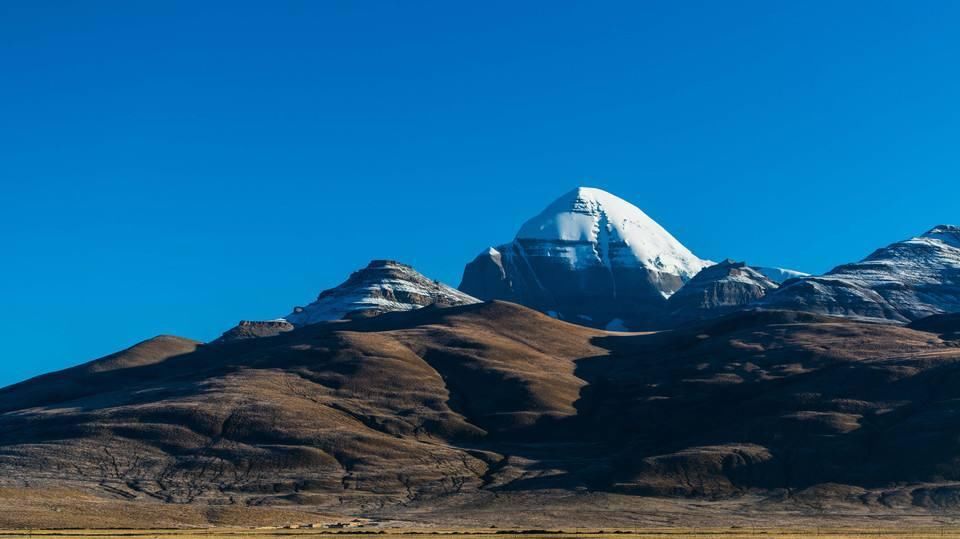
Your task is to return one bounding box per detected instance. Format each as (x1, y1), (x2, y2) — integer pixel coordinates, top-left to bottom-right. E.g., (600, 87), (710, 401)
(5, 530), (960, 539)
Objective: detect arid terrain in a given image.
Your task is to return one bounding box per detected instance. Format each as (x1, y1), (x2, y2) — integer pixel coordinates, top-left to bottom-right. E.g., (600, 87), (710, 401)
(6, 0), (960, 531)
(9, 531), (960, 539)
(3, 302), (960, 529)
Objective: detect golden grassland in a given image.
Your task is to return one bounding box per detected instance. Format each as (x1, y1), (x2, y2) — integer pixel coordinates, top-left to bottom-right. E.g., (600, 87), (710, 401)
(5, 530), (960, 538)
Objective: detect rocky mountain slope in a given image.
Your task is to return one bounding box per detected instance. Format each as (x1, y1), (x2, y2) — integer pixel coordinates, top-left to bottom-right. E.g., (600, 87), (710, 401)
(460, 187), (711, 329)
(5, 302), (960, 526)
(665, 260), (778, 323)
(286, 259), (479, 326)
(762, 225), (960, 322)
(217, 260), (477, 340)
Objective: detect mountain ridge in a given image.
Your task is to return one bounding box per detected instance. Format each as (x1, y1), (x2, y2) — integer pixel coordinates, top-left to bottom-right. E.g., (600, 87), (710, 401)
(761, 224), (960, 322)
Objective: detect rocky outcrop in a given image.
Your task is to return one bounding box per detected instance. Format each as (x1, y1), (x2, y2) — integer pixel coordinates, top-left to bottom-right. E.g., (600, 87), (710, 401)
(215, 320), (294, 342)
(458, 248), (514, 300)
(460, 187), (710, 329)
(665, 260), (778, 323)
(285, 260), (479, 326)
(762, 225), (960, 322)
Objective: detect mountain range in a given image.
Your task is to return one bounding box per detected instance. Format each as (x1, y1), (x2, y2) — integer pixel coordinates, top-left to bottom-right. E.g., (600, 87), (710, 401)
(459, 187), (958, 328)
(224, 187), (960, 332)
(2, 186), (959, 528)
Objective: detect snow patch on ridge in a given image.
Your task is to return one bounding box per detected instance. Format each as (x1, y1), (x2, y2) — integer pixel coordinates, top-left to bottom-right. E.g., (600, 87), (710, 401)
(754, 266), (809, 284)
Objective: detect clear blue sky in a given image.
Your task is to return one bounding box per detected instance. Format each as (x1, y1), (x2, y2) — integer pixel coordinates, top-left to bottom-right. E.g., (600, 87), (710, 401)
(2, 1), (958, 386)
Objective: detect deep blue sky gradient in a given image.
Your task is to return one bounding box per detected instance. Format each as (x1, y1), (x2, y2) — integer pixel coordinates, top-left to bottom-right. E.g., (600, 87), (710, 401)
(2, 1), (959, 386)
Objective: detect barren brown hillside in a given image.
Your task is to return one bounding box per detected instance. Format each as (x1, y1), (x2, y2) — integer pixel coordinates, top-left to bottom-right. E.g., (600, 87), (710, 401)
(3, 302), (960, 527)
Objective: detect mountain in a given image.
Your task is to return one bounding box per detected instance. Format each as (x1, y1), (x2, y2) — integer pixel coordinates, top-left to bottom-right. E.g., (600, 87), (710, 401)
(216, 260), (477, 340)
(284, 259), (479, 326)
(665, 260), (778, 323)
(762, 225), (960, 322)
(0, 303), (606, 525)
(6, 303), (960, 527)
(460, 187), (710, 329)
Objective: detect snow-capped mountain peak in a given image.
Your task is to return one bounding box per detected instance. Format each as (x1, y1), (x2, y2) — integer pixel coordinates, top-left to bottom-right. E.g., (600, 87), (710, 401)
(285, 260), (479, 326)
(460, 186), (711, 329)
(215, 260), (479, 340)
(922, 224), (960, 249)
(515, 187), (709, 278)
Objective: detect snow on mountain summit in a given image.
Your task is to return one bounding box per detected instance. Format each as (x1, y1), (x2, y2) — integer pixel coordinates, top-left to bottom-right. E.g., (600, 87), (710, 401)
(215, 261), (479, 340)
(763, 225), (960, 322)
(460, 186), (711, 329)
(515, 187), (709, 278)
(922, 224), (960, 249)
(285, 260), (479, 326)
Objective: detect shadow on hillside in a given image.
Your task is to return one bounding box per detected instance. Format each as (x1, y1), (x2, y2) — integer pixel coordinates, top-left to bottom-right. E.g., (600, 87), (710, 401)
(545, 312), (960, 496)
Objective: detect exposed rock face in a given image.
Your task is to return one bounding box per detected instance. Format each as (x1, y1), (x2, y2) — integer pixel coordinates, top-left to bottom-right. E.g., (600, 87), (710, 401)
(285, 260), (479, 326)
(666, 260), (778, 323)
(762, 225), (960, 322)
(215, 320), (294, 342)
(460, 187), (710, 328)
(458, 247), (513, 300)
